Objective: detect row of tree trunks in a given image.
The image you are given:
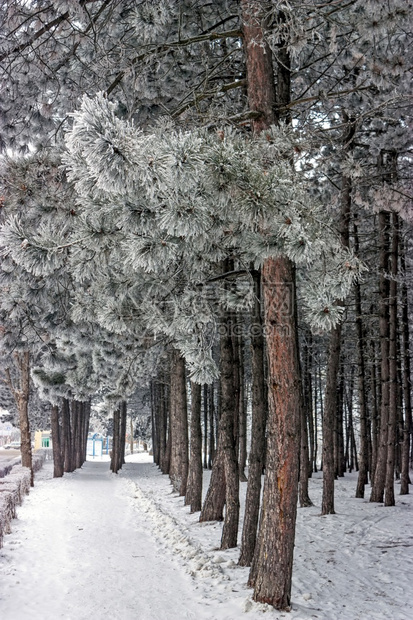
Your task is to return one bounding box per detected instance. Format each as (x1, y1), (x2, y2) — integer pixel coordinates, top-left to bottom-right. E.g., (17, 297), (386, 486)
(51, 398), (91, 477)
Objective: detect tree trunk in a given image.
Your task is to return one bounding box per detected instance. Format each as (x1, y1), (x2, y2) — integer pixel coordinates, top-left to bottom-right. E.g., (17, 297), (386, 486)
(199, 447), (226, 522)
(110, 407), (120, 474)
(185, 382), (203, 512)
(61, 398), (73, 473)
(242, 2), (301, 608)
(249, 257), (301, 609)
(119, 400), (127, 466)
(6, 352), (34, 486)
(304, 332), (315, 476)
(400, 229), (412, 494)
(238, 328), (248, 482)
(239, 268), (266, 566)
(208, 383), (215, 468)
(219, 306), (240, 549)
(51, 405), (64, 478)
(322, 324), (341, 514)
(203, 384), (208, 469)
(169, 350), (189, 496)
(354, 216), (369, 496)
(384, 212), (399, 506)
(369, 333), (379, 484)
(322, 127), (353, 512)
(371, 211), (391, 502)
(151, 380), (159, 466)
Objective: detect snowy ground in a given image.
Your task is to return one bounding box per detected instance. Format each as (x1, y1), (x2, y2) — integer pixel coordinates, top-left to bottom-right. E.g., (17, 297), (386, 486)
(0, 453), (412, 620)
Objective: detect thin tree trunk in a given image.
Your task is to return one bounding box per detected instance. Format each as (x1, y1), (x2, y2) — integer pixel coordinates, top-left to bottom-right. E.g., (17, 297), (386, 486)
(354, 216), (369, 495)
(371, 211), (391, 502)
(120, 400), (127, 467)
(208, 383), (215, 468)
(384, 212), (399, 506)
(322, 127), (353, 512)
(203, 384), (208, 469)
(51, 404), (64, 478)
(238, 329), (248, 482)
(239, 268), (266, 566)
(322, 325), (341, 514)
(110, 407), (120, 474)
(370, 333), (379, 484)
(169, 350), (189, 496)
(219, 308), (240, 549)
(151, 380), (159, 466)
(185, 382), (203, 512)
(400, 229), (412, 494)
(305, 332), (315, 476)
(5, 352), (34, 486)
(199, 447), (226, 521)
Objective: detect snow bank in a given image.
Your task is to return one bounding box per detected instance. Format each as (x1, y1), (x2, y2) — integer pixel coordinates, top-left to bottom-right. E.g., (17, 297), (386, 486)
(0, 450), (46, 548)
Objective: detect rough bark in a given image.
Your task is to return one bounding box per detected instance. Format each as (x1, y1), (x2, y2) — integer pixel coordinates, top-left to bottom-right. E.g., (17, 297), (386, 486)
(238, 329), (248, 482)
(400, 230), (412, 494)
(299, 332), (313, 506)
(6, 352), (34, 486)
(321, 126), (353, 513)
(110, 407), (120, 474)
(354, 216), (369, 497)
(369, 334), (379, 484)
(199, 447), (226, 522)
(51, 404), (64, 478)
(370, 211), (391, 502)
(242, 2), (301, 608)
(322, 324), (341, 514)
(384, 213), (398, 506)
(239, 268), (267, 566)
(219, 307), (240, 550)
(249, 257), (301, 609)
(120, 400), (127, 466)
(61, 398), (73, 473)
(203, 384), (208, 469)
(185, 382), (203, 512)
(208, 383), (215, 468)
(169, 350), (189, 496)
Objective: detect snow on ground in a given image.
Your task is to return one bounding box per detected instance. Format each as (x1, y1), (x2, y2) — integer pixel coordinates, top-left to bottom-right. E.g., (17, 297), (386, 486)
(0, 453), (412, 620)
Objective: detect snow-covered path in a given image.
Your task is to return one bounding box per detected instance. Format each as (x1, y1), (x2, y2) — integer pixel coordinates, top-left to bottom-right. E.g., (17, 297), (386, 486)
(1, 454), (413, 620)
(0, 460), (210, 620)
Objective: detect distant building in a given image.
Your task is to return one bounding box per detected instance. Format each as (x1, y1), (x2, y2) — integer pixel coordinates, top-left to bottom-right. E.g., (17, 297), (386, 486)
(34, 430), (52, 450)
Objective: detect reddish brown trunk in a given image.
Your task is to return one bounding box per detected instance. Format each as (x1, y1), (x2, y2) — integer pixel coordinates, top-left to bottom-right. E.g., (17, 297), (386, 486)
(51, 405), (64, 478)
(6, 352), (34, 486)
(249, 257), (301, 609)
(242, 2), (301, 608)
(239, 268), (267, 566)
(110, 407), (120, 474)
(169, 350), (189, 496)
(400, 231), (412, 494)
(384, 213), (398, 506)
(371, 212), (391, 502)
(185, 382), (203, 512)
(219, 308), (240, 549)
